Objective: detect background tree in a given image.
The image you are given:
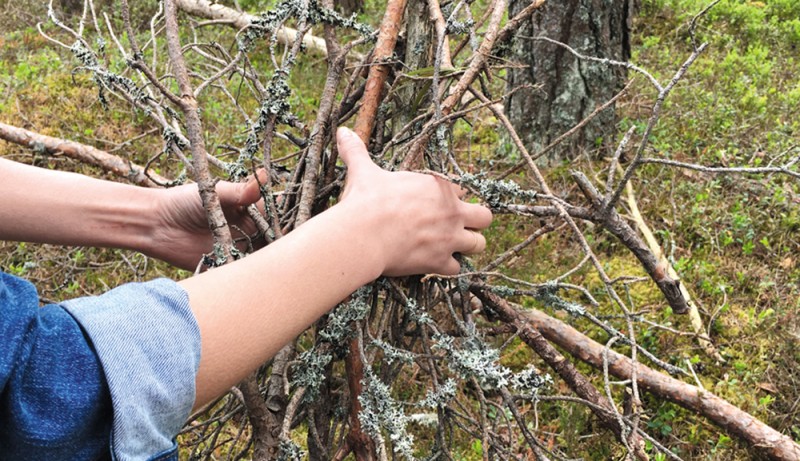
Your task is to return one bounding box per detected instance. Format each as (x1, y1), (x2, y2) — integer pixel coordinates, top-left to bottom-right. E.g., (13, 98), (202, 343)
(505, 0), (636, 163)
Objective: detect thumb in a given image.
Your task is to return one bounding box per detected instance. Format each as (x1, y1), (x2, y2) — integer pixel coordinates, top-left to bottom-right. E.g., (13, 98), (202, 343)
(336, 127), (376, 175)
(239, 169), (268, 205)
(219, 169), (266, 208)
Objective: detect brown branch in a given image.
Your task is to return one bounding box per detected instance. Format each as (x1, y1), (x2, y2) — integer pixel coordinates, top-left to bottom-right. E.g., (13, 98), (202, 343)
(295, 23), (346, 224)
(484, 292), (800, 461)
(165, 2), (278, 458)
(471, 285), (650, 461)
(238, 376), (273, 461)
(622, 175), (721, 360)
(119, 0), (184, 108)
(344, 328), (377, 461)
(0, 122), (167, 187)
(570, 171), (689, 314)
(338, 1), (413, 456)
(164, 0), (235, 261)
(352, 0), (408, 143)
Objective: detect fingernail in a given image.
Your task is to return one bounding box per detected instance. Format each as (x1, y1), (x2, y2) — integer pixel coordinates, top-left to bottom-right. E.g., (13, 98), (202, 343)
(337, 126), (353, 139)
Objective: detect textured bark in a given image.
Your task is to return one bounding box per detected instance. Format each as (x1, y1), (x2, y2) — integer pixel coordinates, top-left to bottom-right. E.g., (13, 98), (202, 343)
(239, 375), (274, 461)
(296, 28), (346, 224)
(164, 0), (235, 261)
(505, 0), (635, 163)
(394, 0), (433, 134)
(0, 122), (167, 187)
(262, 344), (296, 458)
(344, 336), (377, 461)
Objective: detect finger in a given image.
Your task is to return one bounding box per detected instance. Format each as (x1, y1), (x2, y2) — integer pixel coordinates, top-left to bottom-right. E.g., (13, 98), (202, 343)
(440, 257), (462, 276)
(238, 169), (268, 206)
(456, 229), (487, 255)
(461, 202), (494, 230)
(336, 127), (376, 175)
(218, 169), (267, 208)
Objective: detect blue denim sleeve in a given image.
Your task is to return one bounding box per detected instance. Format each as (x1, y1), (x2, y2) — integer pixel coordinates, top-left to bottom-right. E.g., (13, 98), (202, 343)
(0, 272), (111, 461)
(61, 279), (201, 461)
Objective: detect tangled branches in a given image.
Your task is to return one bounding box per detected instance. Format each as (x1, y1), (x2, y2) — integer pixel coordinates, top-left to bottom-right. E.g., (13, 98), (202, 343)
(34, 0), (800, 460)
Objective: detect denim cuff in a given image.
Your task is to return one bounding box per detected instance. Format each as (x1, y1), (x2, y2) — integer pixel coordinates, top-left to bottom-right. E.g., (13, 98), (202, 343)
(61, 279), (200, 461)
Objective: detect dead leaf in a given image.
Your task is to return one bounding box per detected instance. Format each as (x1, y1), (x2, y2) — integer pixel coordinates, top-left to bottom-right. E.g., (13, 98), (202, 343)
(780, 257), (794, 270)
(758, 382), (779, 394)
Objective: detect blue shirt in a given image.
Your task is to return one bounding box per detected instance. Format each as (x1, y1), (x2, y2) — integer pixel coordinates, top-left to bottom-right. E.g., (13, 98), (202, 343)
(0, 272), (201, 461)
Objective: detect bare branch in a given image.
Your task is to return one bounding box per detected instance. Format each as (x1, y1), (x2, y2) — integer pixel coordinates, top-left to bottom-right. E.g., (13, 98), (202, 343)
(0, 122), (167, 187)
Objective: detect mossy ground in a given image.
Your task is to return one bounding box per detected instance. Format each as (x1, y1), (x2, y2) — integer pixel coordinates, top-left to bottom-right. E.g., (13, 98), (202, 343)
(0, 0), (797, 459)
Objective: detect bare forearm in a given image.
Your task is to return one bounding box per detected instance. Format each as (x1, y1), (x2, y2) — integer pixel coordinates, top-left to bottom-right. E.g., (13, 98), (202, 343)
(179, 202), (384, 405)
(0, 157), (157, 252)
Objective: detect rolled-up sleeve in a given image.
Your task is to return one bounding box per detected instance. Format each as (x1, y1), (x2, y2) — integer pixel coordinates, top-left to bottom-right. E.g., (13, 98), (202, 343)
(61, 279), (200, 461)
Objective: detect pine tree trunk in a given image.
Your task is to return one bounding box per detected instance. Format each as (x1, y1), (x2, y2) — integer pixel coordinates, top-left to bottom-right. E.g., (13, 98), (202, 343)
(395, 0), (433, 136)
(505, 0), (635, 164)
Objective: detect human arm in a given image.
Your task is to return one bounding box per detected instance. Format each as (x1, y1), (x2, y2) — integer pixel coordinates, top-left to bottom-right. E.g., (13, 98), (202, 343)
(181, 127), (492, 406)
(0, 127), (492, 414)
(0, 157), (262, 270)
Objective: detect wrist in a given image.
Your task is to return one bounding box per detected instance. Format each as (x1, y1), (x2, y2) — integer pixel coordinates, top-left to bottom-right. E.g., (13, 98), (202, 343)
(124, 187), (170, 259)
(315, 200), (388, 281)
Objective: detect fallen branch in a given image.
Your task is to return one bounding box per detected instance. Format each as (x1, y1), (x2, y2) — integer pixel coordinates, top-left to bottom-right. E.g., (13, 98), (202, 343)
(472, 284), (650, 461)
(571, 171), (690, 314)
(0, 121), (167, 187)
(622, 176), (722, 361)
(482, 292), (800, 461)
(175, 0), (350, 59)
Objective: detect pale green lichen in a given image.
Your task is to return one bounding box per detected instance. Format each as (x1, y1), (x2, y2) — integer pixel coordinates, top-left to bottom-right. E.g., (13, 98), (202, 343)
(292, 349), (333, 400)
(535, 282), (586, 316)
(511, 367), (552, 396)
(318, 286), (372, 343)
(70, 40), (152, 111)
(238, 0), (373, 53)
(371, 337), (415, 365)
(458, 173), (538, 209)
(359, 371), (415, 459)
(276, 440), (304, 461)
(434, 334), (511, 389)
(419, 378), (457, 408)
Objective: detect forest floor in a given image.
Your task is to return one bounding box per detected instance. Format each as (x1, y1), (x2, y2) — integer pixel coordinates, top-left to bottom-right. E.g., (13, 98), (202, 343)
(0, 0), (797, 459)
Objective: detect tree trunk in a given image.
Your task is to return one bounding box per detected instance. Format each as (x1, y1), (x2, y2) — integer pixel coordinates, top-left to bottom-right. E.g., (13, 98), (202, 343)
(505, 0), (635, 164)
(394, 0), (433, 141)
